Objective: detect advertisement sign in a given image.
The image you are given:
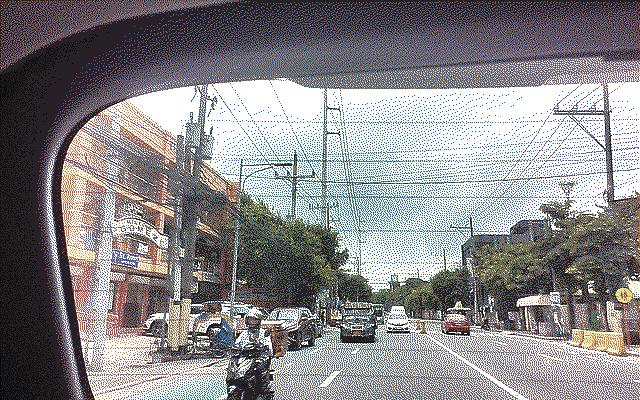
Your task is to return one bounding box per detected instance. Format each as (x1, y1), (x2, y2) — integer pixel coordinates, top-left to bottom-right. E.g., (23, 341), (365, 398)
(111, 217), (169, 249)
(550, 291), (560, 305)
(111, 249), (139, 268)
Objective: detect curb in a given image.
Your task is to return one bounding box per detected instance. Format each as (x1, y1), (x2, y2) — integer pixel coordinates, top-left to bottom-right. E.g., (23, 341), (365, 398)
(502, 331), (565, 341)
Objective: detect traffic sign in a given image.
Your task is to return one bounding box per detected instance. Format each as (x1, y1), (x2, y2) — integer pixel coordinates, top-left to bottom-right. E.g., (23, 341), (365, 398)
(615, 287), (633, 304)
(550, 291), (560, 305)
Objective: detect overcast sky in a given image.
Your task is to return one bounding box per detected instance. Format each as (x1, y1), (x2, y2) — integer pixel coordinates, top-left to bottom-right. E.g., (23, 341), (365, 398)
(128, 80), (639, 291)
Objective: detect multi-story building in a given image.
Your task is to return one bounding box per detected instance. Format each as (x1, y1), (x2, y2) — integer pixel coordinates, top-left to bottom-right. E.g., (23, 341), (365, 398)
(61, 101), (237, 336)
(461, 220), (547, 322)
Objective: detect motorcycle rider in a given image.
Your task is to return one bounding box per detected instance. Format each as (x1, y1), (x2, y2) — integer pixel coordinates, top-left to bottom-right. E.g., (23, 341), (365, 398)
(227, 308), (274, 399)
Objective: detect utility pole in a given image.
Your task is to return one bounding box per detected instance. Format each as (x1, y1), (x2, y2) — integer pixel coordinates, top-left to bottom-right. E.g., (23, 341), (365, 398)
(319, 88), (341, 229)
(161, 134), (185, 349)
(451, 216), (476, 320)
(443, 248), (447, 271)
(276, 151), (315, 221)
(88, 114), (119, 372)
(553, 83), (614, 205)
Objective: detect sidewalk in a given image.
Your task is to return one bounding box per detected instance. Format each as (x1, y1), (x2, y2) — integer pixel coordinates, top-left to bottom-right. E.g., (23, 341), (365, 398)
(501, 329), (640, 357)
(84, 335), (225, 397)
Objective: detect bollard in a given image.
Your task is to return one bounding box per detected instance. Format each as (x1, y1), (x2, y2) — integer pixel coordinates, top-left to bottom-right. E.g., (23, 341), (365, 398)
(595, 332), (609, 352)
(581, 330), (597, 350)
(569, 329), (584, 346)
(606, 332), (627, 356)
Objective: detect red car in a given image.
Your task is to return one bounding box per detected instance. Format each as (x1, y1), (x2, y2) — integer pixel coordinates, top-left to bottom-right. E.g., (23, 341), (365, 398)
(442, 313), (470, 335)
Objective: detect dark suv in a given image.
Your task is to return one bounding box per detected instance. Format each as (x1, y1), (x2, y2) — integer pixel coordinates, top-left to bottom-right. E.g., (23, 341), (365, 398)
(340, 315), (376, 342)
(267, 308), (316, 349)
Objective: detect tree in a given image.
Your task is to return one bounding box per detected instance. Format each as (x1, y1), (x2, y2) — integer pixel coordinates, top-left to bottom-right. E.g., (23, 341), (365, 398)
(236, 195), (350, 308)
(474, 241), (550, 320)
(404, 283), (438, 318)
(336, 272), (373, 302)
(430, 267), (470, 311)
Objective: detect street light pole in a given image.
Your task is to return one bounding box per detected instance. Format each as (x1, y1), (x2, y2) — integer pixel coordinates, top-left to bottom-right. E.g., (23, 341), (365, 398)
(229, 160), (292, 313)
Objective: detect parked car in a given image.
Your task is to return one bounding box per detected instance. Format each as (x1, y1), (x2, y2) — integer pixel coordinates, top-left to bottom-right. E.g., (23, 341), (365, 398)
(386, 311), (410, 333)
(266, 308), (316, 349)
(442, 313), (471, 335)
(192, 301), (252, 338)
(143, 303), (203, 336)
(299, 307), (324, 338)
(340, 315), (376, 342)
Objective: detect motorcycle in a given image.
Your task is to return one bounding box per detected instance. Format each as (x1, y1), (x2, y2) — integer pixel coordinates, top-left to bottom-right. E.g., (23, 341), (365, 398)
(226, 341), (274, 400)
(207, 317), (235, 358)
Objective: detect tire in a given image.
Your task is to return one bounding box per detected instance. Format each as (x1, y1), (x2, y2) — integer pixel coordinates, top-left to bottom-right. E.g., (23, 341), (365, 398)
(150, 321), (167, 337)
(291, 332), (302, 350)
(369, 335), (375, 343)
(308, 332), (316, 347)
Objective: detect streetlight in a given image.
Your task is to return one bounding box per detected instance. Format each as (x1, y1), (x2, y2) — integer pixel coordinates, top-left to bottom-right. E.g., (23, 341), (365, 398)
(229, 159), (292, 313)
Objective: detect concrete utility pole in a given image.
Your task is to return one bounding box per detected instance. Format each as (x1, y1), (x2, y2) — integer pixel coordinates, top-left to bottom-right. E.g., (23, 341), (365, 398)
(88, 112), (119, 372)
(553, 83), (614, 205)
(161, 134), (185, 349)
(181, 86), (209, 300)
(451, 216), (476, 319)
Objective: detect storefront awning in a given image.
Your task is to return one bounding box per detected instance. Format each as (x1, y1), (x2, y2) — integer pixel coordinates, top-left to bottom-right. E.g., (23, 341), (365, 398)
(516, 294), (551, 307)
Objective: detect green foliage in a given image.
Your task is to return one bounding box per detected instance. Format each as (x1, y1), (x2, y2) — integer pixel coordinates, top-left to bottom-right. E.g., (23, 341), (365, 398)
(236, 195), (361, 308)
(429, 268), (470, 310)
(336, 272), (372, 302)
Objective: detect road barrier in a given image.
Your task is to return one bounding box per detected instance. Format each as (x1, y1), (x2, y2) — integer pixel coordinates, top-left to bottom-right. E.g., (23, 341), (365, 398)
(595, 332), (609, 352)
(581, 330), (597, 350)
(569, 329), (584, 346)
(606, 332), (627, 356)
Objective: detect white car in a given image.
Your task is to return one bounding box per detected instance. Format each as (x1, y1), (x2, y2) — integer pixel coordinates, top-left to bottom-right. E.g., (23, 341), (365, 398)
(143, 303), (203, 336)
(386, 312), (410, 333)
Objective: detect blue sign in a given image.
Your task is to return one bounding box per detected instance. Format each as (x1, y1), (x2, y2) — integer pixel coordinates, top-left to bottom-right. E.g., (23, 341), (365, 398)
(111, 249), (139, 268)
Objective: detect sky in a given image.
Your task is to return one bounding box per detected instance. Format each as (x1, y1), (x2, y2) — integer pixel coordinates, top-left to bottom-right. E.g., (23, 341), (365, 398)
(128, 79), (639, 291)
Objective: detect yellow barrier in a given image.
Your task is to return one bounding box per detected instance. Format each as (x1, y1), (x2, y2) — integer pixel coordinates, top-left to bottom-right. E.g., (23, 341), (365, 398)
(606, 332), (627, 356)
(568, 329), (584, 346)
(595, 332), (609, 352)
(581, 330), (597, 350)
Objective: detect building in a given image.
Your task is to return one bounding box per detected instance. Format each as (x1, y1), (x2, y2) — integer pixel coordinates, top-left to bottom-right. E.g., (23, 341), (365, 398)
(509, 219), (547, 243)
(61, 101), (237, 337)
(461, 220), (547, 323)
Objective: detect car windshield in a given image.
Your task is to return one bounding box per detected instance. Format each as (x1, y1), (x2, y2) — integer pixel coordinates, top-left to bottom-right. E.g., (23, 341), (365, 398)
(62, 73), (639, 400)
(270, 309), (300, 321)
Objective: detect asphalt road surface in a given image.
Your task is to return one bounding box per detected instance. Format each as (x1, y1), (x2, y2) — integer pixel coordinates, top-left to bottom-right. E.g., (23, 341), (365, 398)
(101, 323), (640, 400)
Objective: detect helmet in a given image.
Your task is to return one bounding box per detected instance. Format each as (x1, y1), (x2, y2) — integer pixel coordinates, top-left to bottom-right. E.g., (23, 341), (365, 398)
(245, 308), (264, 329)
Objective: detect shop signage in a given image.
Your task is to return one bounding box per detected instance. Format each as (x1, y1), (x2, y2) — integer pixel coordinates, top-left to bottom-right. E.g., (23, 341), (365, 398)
(550, 291), (560, 305)
(111, 249), (139, 268)
(111, 217), (169, 249)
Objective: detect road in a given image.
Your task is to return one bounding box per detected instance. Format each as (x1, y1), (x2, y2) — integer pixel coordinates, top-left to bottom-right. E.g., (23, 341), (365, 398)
(99, 323), (640, 400)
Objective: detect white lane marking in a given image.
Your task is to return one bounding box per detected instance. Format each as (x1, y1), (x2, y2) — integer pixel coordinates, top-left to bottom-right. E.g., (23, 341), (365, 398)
(319, 370), (342, 388)
(634, 379), (640, 383)
(426, 335), (529, 400)
(216, 395), (227, 400)
(538, 354), (564, 363)
(351, 348), (359, 355)
(496, 341), (509, 346)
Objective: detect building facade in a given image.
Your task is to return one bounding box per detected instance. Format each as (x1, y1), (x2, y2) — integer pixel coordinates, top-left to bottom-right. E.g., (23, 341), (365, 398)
(61, 102), (237, 337)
